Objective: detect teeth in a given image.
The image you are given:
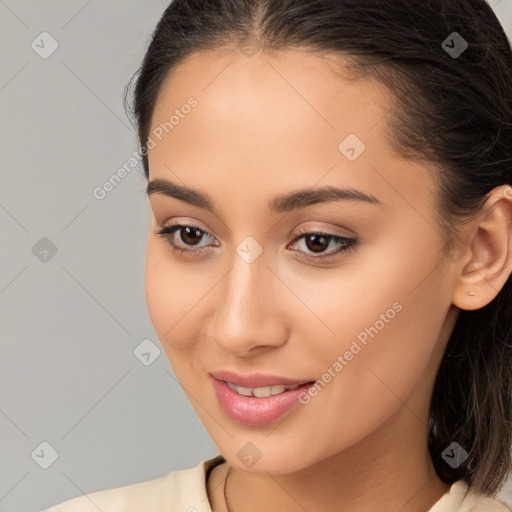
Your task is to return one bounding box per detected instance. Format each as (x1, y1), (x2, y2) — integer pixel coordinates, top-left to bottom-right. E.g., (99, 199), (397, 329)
(226, 381), (239, 393)
(226, 381), (302, 397)
(237, 385), (253, 397)
(270, 384), (287, 395)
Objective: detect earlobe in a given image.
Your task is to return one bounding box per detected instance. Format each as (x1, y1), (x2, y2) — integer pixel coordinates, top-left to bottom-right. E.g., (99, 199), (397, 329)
(452, 185), (512, 311)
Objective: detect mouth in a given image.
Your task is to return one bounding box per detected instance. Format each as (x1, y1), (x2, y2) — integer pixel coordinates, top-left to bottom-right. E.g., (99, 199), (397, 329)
(210, 373), (317, 426)
(210, 370), (315, 389)
(222, 380), (316, 398)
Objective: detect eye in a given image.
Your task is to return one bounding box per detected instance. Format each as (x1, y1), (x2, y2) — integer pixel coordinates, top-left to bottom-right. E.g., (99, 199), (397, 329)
(155, 223), (218, 257)
(154, 223), (358, 260)
(288, 227), (358, 260)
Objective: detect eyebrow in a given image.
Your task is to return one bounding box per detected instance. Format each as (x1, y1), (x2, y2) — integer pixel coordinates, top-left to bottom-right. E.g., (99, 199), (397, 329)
(146, 177), (382, 214)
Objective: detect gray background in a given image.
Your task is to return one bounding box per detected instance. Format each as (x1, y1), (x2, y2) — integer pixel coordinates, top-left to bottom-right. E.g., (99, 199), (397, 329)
(1, 1), (511, 511)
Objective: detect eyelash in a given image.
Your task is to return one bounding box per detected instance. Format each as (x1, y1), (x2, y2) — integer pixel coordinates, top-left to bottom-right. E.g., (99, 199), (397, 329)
(155, 223), (358, 261)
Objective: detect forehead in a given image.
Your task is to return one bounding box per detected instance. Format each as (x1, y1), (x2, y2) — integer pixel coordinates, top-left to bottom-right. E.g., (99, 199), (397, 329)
(147, 48), (436, 214)
(150, 47), (391, 137)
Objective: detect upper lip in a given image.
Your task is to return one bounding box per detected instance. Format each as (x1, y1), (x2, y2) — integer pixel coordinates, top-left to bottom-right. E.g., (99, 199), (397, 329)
(210, 371), (315, 388)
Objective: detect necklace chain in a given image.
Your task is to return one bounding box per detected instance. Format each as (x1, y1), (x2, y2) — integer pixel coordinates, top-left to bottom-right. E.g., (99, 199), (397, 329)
(223, 465), (233, 512)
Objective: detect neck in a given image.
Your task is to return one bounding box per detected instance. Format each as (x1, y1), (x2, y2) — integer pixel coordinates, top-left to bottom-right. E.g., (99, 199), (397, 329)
(221, 408), (450, 512)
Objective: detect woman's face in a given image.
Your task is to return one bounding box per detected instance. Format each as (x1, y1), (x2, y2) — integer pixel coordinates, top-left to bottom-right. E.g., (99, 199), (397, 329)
(145, 48), (460, 474)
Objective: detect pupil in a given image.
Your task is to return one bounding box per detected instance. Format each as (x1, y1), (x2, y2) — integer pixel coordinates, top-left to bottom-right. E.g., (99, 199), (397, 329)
(307, 234), (328, 253)
(181, 227), (202, 245)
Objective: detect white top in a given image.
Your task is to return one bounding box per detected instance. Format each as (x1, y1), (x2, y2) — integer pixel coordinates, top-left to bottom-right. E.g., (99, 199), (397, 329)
(43, 454), (511, 511)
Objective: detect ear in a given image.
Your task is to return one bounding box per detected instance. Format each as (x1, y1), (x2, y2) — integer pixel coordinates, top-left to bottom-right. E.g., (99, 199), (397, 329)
(452, 185), (512, 311)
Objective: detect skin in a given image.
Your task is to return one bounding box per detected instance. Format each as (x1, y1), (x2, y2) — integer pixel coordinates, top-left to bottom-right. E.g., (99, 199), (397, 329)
(144, 47), (512, 512)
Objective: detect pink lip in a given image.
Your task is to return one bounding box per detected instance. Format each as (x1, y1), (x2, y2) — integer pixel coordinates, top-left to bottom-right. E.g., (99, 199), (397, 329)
(210, 370), (313, 388)
(210, 374), (316, 426)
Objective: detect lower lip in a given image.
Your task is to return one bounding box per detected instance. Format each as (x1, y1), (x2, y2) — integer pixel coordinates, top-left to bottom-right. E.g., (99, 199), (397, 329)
(210, 375), (315, 426)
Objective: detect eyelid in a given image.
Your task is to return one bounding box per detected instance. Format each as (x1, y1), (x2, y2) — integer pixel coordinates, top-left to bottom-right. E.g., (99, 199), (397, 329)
(293, 224), (355, 239)
(158, 218), (216, 238)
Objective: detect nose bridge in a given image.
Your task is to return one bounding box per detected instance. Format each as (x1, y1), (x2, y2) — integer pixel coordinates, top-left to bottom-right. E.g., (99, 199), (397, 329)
(217, 247), (267, 331)
(208, 244), (284, 354)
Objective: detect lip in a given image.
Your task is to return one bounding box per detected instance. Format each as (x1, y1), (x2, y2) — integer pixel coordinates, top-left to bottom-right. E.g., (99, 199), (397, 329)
(210, 373), (317, 426)
(210, 370), (313, 388)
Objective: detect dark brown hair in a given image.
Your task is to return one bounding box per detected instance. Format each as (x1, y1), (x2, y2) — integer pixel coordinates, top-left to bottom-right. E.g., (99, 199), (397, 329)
(124, 0), (512, 497)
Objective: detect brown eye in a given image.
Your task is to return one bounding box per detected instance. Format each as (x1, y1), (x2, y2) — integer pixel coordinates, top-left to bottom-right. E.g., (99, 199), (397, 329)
(179, 226), (204, 246)
(155, 223), (357, 261)
(303, 233), (331, 253)
(288, 229), (358, 260)
(155, 223), (218, 257)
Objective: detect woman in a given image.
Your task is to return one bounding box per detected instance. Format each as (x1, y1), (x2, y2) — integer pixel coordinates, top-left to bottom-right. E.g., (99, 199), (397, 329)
(45, 0), (512, 510)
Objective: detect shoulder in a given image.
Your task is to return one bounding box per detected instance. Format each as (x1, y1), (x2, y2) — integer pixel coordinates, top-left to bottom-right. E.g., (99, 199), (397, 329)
(42, 455), (225, 512)
(429, 480), (512, 512)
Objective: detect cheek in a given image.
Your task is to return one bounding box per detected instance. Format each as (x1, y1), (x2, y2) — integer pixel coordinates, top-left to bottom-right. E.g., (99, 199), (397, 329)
(144, 239), (188, 346)
(145, 241), (167, 323)
(296, 241), (447, 416)
(144, 238), (215, 352)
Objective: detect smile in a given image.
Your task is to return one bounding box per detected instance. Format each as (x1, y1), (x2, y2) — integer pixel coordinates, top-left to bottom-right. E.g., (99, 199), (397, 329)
(224, 381), (302, 397)
(210, 375), (317, 426)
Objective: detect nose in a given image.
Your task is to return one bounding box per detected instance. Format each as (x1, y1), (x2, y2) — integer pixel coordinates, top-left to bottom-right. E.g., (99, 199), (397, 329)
(206, 247), (289, 357)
